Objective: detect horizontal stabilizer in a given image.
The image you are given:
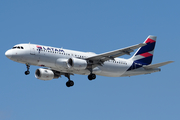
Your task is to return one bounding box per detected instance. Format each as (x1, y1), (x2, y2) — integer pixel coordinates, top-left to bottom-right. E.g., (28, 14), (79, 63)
(143, 61), (174, 69)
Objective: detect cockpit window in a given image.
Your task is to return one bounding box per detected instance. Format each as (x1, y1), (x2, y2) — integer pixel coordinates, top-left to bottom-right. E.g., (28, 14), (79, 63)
(12, 46), (24, 49)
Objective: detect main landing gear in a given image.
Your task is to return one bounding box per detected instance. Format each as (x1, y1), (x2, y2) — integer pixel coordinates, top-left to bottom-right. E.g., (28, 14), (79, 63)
(64, 73), (96, 87)
(87, 67), (96, 80)
(88, 73), (96, 80)
(65, 73), (74, 87)
(25, 64), (30, 75)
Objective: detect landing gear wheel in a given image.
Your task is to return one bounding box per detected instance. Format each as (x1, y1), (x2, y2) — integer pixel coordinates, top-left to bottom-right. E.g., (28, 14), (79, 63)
(66, 80), (74, 87)
(91, 74), (96, 79)
(88, 75), (93, 80)
(88, 74), (96, 80)
(65, 73), (74, 87)
(25, 71), (30, 75)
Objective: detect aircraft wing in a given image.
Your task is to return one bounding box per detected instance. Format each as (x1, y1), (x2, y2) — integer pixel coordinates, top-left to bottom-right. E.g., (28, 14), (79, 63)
(143, 61), (174, 69)
(86, 43), (146, 63)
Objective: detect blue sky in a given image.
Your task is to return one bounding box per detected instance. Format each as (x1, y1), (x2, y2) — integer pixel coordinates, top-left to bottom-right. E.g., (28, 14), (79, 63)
(0, 0), (179, 120)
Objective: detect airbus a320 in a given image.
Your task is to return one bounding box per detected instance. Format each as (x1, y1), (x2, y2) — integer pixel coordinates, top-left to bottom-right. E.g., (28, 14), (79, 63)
(5, 35), (173, 87)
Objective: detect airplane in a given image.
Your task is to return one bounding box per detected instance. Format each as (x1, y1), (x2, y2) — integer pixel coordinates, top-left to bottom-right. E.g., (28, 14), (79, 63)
(5, 35), (173, 87)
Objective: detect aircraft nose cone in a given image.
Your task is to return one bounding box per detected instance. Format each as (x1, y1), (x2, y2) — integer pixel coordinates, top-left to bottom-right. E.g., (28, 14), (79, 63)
(5, 50), (12, 59)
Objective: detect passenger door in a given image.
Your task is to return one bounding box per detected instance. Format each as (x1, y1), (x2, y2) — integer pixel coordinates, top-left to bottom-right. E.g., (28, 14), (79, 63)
(29, 44), (36, 55)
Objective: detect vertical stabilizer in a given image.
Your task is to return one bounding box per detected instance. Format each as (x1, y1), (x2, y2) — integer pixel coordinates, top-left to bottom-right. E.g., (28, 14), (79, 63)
(130, 35), (157, 65)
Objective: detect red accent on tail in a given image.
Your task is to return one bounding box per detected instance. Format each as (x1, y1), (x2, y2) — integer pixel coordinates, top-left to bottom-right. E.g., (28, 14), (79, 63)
(145, 38), (156, 43)
(140, 52), (153, 57)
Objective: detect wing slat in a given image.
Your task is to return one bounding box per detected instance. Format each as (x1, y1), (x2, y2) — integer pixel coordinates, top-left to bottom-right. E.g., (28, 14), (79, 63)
(86, 43), (146, 62)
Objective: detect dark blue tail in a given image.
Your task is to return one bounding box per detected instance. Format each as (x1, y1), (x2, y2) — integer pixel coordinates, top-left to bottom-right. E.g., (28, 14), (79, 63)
(131, 35), (157, 65)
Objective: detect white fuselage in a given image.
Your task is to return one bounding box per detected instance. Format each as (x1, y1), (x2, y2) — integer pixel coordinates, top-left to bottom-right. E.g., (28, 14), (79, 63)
(5, 43), (159, 77)
(5, 36), (173, 87)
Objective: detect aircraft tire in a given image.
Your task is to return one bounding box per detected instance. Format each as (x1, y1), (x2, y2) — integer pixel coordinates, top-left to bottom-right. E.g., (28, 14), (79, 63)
(91, 74), (96, 79)
(88, 75), (93, 80)
(66, 80), (74, 87)
(88, 74), (96, 80)
(25, 71), (30, 75)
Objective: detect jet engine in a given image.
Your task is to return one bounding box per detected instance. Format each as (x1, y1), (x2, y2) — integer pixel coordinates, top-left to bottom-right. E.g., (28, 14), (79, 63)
(55, 58), (69, 68)
(35, 68), (60, 80)
(67, 58), (87, 70)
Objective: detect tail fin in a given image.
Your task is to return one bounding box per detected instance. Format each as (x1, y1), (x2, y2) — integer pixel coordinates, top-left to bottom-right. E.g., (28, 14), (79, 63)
(130, 35), (157, 65)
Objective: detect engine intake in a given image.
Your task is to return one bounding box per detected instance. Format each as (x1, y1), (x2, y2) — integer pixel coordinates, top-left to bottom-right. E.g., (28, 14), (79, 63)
(67, 58), (87, 70)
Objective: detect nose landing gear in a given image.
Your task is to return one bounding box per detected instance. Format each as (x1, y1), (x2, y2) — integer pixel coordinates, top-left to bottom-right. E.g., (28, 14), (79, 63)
(25, 64), (30, 75)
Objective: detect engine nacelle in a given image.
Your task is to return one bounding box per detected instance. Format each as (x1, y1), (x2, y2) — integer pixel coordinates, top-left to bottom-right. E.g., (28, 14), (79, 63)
(55, 58), (69, 68)
(67, 58), (87, 70)
(35, 68), (60, 80)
